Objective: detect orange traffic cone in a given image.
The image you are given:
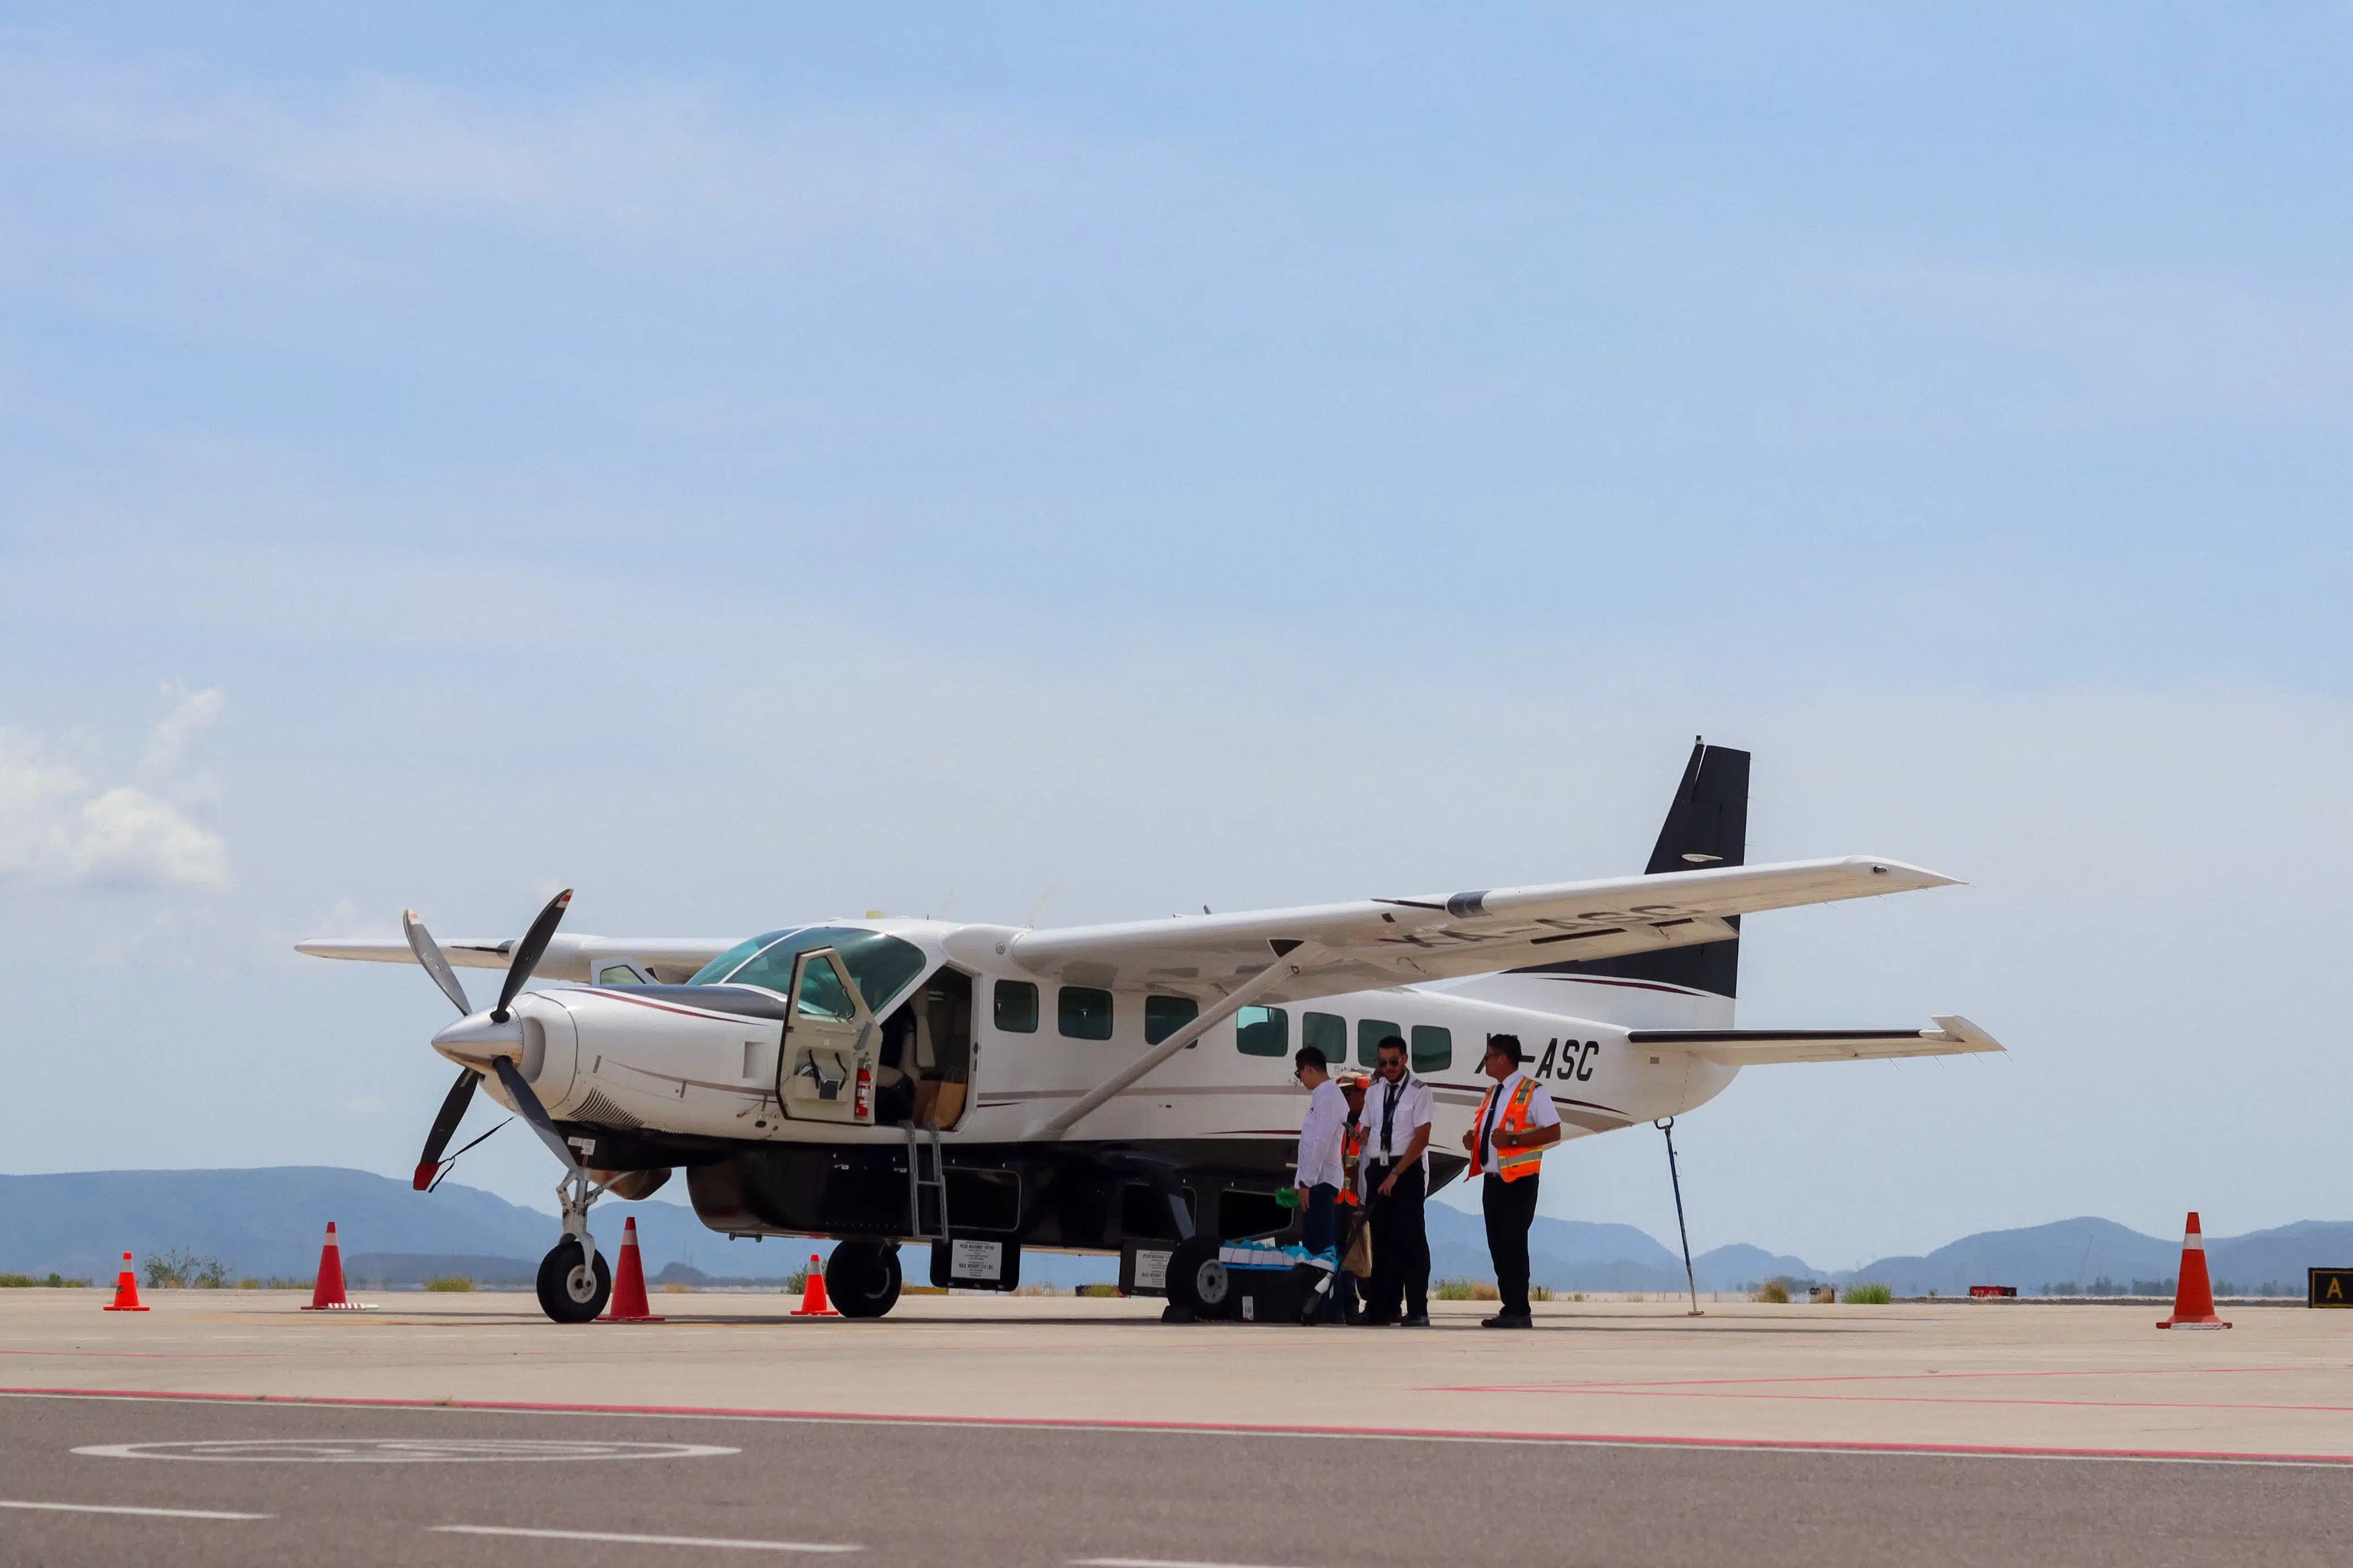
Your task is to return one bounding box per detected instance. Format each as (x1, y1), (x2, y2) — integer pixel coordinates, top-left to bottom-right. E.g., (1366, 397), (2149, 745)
(790, 1252), (835, 1316)
(104, 1252), (148, 1312)
(601, 1217), (663, 1323)
(300, 1222), (374, 1312)
(2157, 1211), (2232, 1329)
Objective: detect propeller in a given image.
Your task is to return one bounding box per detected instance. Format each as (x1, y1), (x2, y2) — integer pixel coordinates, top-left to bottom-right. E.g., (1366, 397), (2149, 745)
(403, 909), (472, 1016)
(401, 889), (574, 1191)
(494, 888), (574, 1023)
(413, 1067), (483, 1191)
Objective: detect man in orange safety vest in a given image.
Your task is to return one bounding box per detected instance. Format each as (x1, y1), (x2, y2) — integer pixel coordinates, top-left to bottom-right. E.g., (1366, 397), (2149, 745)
(1460, 1033), (1562, 1328)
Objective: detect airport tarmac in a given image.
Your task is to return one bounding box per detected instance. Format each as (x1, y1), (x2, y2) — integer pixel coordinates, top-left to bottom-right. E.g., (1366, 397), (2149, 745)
(5, 1290), (2351, 1566)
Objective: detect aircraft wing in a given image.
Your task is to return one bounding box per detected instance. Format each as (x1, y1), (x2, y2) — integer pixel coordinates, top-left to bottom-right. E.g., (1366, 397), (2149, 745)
(1628, 1015), (2003, 1065)
(292, 934), (743, 985)
(1007, 856), (1959, 1005)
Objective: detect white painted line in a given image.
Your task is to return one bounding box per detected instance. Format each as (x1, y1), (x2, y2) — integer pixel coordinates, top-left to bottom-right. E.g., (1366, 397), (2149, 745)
(433, 1525), (861, 1552)
(0, 1500), (273, 1520)
(1074, 1559), (1311, 1568)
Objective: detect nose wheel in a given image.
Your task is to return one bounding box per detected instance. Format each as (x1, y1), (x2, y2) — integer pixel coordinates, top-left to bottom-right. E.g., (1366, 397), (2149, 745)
(536, 1238), (612, 1323)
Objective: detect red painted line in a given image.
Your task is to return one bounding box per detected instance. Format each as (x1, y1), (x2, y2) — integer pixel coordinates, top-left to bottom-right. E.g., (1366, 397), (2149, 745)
(3, 1386), (2350, 1467)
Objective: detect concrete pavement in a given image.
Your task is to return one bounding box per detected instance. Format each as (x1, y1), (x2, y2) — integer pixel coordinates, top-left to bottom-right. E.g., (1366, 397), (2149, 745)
(5, 1290), (2351, 1461)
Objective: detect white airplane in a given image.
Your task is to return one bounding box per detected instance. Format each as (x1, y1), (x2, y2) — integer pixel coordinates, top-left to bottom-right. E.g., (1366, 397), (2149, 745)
(300, 742), (1999, 1323)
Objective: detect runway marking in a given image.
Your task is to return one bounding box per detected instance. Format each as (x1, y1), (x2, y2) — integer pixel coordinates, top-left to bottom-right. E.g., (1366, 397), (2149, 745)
(0, 1350), (267, 1359)
(433, 1525), (859, 1552)
(1433, 1365), (2291, 1393)
(0, 1500), (273, 1520)
(10, 1385), (2353, 1468)
(75, 1437), (738, 1463)
(1074, 1558), (1312, 1568)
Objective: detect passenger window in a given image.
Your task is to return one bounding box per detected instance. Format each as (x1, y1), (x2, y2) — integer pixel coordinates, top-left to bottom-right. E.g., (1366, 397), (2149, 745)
(1358, 1018), (1403, 1069)
(1236, 1006), (1289, 1057)
(1411, 1024), (1453, 1074)
(1303, 1012), (1346, 1065)
(795, 955), (855, 1020)
(1058, 986), (1114, 1041)
(1145, 995), (1200, 1046)
(994, 980), (1038, 1033)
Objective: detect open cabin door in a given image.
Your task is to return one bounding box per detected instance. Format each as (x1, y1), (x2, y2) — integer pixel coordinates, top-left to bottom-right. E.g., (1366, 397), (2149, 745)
(776, 947), (877, 1124)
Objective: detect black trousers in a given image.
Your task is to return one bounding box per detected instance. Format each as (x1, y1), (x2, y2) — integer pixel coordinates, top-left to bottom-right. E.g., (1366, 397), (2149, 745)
(1481, 1171), (1541, 1316)
(1301, 1182), (1340, 1254)
(1363, 1160), (1429, 1321)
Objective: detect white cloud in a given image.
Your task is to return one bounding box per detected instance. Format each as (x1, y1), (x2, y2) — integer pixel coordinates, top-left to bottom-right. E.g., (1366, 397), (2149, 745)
(0, 690), (230, 893)
(67, 786), (230, 890)
(142, 682), (225, 773)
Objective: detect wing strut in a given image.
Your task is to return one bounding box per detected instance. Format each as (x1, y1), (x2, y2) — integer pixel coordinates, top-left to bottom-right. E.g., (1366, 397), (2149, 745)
(1027, 941), (1328, 1140)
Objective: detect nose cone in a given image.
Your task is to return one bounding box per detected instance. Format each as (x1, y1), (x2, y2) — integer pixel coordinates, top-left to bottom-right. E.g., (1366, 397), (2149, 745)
(432, 1011), (524, 1070)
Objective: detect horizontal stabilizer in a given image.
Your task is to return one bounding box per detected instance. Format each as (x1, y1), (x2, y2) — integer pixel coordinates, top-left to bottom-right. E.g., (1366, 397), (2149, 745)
(1628, 1015), (2003, 1066)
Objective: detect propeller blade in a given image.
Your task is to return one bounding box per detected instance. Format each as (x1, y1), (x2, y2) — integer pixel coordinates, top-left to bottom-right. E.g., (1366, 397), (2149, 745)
(492, 888), (573, 1023)
(494, 1056), (581, 1173)
(402, 910), (472, 1016)
(414, 1066), (481, 1191)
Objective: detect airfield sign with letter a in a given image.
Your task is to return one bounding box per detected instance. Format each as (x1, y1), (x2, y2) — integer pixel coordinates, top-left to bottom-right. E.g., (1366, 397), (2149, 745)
(2309, 1268), (2353, 1306)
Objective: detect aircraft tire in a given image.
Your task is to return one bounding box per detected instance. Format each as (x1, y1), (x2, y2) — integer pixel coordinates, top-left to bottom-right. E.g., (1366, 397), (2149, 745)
(826, 1241), (902, 1319)
(1165, 1235), (1229, 1317)
(535, 1239), (613, 1324)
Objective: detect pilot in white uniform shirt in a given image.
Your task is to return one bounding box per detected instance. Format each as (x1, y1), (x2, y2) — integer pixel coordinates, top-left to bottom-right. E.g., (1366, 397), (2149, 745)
(1294, 1074), (1348, 1192)
(1359, 1067), (1434, 1183)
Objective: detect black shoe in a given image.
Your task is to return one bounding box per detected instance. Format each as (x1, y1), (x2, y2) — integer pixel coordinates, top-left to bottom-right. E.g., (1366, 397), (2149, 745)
(1399, 1312), (1430, 1328)
(1480, 1311), (1534, 1329)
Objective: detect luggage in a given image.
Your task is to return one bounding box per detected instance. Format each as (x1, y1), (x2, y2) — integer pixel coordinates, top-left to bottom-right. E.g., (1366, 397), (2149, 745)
(1202, 1242), (1342, 1324)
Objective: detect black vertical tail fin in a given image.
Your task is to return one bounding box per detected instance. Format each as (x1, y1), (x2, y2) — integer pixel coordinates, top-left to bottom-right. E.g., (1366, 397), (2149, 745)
(1513, 738), (1750, 1000)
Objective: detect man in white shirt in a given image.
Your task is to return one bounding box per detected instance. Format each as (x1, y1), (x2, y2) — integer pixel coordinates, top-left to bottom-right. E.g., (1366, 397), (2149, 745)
(1460, 1033), (1563, 1328)
(1359, 1035), (1434, 1327)
(1290, 1045), (1347, 1266)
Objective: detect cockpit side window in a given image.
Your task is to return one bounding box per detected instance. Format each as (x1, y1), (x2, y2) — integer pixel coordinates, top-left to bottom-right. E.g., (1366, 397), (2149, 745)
(688, 926), (929, 1015)
(687, 933), (781, 986)
(795, 955), (856, 1020)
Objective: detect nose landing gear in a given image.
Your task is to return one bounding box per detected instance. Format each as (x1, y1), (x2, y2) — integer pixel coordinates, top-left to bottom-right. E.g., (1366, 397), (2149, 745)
(535, 1162), (611, 1324)
(537, 1237), (613, 1323)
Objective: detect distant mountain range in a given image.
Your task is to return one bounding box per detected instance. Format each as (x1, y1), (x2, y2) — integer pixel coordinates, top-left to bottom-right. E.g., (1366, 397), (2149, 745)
(3, 1168), (2343, 1296)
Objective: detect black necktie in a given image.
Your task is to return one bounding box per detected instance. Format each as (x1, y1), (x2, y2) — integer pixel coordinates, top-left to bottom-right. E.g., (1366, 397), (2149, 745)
(1477, 1081), (1503, 1168)
(1381, 1079), (1400, 1157)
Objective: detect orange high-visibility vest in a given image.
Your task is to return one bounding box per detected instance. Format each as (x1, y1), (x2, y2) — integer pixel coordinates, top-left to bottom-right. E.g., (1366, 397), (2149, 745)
(1468, 1078), (1544, 1183)
(1339, 1122), (1367, 1206)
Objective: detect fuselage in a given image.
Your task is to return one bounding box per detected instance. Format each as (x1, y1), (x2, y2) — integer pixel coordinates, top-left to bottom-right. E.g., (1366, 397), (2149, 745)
(445, 918), (1739, 1253)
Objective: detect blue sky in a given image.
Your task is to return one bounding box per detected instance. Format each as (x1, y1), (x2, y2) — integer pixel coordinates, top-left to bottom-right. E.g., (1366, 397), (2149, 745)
(2, 6), (2348, 1267)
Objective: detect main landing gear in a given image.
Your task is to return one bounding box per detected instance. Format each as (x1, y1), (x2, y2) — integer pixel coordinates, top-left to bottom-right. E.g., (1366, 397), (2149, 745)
(824, 1240), (903, 1319)
(535, 1164), (612, 1324)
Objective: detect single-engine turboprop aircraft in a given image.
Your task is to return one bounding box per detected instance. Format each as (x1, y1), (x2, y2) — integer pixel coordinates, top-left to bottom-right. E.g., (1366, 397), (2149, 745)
(301, 742), (1999, 1322)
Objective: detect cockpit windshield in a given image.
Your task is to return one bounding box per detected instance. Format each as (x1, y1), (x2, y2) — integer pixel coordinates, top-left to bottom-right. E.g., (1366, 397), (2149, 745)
(686, 926), (929, 1015)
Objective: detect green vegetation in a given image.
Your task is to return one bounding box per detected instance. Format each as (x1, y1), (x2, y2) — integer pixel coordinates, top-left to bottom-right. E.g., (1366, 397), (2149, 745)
(1433, 1279), (1499, 1301)
(235, 1277), (309, 1290)
(423, 1276), (475, 1293)
(1842, 1282), (1894, 1304)
(0, 1272), (89, 1288)
(1755, 1280), (1790, 1304)
(1075, 1283), (1120, 1298)
(143, 1249), (231, 1289)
